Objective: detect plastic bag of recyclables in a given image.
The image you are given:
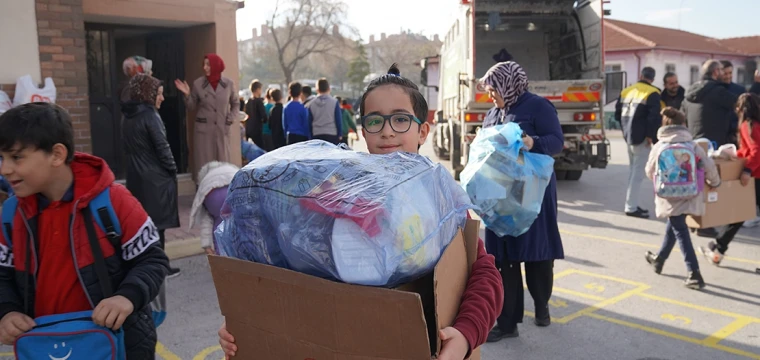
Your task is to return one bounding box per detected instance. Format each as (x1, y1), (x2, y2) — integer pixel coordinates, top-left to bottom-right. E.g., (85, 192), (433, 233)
(215, 140), (474, 288)
(460, 122), (555, 238)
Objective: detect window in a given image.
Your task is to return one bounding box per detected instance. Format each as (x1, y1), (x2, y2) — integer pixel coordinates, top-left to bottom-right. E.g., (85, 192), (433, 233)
(604, 63), (622, 72)
(689, 65), (699, 84)
(737, 67), (747, 85)
(665, 63), (676, 74)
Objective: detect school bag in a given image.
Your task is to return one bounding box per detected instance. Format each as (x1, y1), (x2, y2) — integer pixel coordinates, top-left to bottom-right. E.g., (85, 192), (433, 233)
(654, 142), (704, 200)
(1, 188), (167, 352)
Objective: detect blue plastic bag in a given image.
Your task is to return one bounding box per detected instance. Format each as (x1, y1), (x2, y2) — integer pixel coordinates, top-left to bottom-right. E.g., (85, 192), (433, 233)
(215, 140), (473, 287)
(460, 123), (555, 237)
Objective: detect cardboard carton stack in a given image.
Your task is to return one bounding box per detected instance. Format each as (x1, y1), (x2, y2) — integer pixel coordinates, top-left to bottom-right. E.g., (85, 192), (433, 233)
(686, 144), (756, 228)
(209, 219), (482, 360)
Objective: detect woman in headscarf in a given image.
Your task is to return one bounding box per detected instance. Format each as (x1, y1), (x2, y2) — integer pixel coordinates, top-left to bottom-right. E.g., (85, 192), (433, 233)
(122, 73), (181, 277)
(174, 54), (240, 182)
(121, 56), (153, 102)
(480, 61), (565, 342)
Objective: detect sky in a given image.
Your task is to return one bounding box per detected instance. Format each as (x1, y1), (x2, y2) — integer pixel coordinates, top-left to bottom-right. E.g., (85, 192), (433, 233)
(235, 0), (759, 41)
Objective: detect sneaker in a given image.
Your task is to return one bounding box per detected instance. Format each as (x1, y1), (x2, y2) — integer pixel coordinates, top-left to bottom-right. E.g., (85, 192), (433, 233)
(167, 267), (181, 279)
(697, 246), (723, 266)
(684, 271), (705, 290)
(645, 251), (664, 274)
(743, 217), (760, 228)
(625, 208), (649, 218)
(486, 325), (519, 342)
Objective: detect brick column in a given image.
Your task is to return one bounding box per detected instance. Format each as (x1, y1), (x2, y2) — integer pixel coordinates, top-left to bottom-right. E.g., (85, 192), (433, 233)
(35, 0), (90, 153)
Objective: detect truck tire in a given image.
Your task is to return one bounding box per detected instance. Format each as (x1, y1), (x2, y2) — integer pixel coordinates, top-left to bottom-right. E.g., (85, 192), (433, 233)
(566, 170), (583, 181)
(433, 127), (449, 160)
(555, 170), (567, 181)
(450, 122), (461, 172)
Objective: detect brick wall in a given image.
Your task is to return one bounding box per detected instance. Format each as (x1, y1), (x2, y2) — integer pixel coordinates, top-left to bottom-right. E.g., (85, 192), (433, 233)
(35, 0), (91, 153)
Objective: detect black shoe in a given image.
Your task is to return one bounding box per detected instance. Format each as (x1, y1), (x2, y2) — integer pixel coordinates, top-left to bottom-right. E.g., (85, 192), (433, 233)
(696, 228), (718, 238)
(637, 207), (650, 214)
(625, 208), (649, 218)
(167, 267), (181, 279)
(534, 306), (551, 327)
(684, 271), (705, 290)
(645, 251), (663, 274)
(486, 325), (519, 342)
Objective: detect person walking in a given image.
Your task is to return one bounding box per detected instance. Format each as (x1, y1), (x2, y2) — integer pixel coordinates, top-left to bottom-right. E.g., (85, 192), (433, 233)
(244, 80), (267, 149)
(174, 54), (239, 181)
(283, 82), (310, 145)
(480, 61), (565, 342)
(615, 67), (663, 218)
(306, 78), (343, 145)
(122, 73), (181, 277)
(644, 107), (720, 289)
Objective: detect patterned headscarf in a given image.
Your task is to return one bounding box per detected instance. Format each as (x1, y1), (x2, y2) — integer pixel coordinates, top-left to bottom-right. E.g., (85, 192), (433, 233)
(122, 56), (153, 77)
(481, 61), (529, 111)
(128, 74), (162, 106)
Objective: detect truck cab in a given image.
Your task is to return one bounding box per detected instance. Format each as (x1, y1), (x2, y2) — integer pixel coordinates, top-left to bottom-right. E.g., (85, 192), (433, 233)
(431, 0), (616, 181)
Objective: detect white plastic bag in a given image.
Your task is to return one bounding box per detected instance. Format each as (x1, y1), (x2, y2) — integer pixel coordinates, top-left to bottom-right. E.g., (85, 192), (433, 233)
(712, 144), (737, 160)
(0, 91), (11, 114)
(13, 75), (56, 106)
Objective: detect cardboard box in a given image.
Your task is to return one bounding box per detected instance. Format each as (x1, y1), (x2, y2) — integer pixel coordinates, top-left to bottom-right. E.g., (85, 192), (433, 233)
(686, 180), (756, 228)
(209, 219), (482, 360)
(713, 158), (746, 181)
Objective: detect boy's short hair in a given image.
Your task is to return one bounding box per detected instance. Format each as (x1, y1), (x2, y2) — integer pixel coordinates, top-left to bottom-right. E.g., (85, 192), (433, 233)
(250, 80), (263, 93)
(289, 82), (303, 98)
(302, 86), (312, 97)
(271, 89), (283, 102)
(0, 102), (75, 163)
(317, 78), (330, 93)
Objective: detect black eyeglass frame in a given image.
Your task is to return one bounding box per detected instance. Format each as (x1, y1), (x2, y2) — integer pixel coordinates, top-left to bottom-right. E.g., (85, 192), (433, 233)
(360, 113), (424, 134)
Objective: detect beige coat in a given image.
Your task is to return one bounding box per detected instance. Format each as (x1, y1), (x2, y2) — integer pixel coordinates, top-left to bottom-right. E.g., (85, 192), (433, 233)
(645, 125), (721, 219)
(185, 76), (239, 179)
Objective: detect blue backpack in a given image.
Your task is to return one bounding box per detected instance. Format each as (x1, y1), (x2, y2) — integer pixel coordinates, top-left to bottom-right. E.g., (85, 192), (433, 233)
(1, 188), (166, 359)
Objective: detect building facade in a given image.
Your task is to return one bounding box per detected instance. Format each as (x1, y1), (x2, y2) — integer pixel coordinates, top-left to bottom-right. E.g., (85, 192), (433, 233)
(0, 0), (243, 190)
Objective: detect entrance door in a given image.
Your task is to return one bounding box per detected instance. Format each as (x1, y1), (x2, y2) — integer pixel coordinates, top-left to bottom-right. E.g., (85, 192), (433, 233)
(147, 32), (189, 174)
(86, 28), (123, 177)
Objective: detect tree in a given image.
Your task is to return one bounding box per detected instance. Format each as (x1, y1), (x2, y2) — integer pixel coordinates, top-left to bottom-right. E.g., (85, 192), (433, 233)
(268, 0), (355, 84)
(367, 32), (441, 85)
(347, 41), (370, 96)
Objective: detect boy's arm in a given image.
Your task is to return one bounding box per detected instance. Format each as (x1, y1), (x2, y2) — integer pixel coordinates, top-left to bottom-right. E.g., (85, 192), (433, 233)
(110, 185), (170, 311)
(0, 231), (23, 320)
(452, 240), (503, 355)
(334, 102), (343, 137)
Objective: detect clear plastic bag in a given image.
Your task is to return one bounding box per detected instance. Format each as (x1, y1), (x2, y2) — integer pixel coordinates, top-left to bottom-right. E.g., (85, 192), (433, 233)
(460, 123), (555, 237)
(215, 140), (473, 287)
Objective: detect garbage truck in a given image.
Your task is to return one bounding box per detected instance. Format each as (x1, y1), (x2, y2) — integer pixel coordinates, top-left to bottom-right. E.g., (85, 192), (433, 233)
(427, 0), (623, 180)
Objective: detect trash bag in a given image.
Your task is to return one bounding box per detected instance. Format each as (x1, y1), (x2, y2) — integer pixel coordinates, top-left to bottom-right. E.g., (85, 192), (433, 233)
(460, 123), (555, 237)
(215, 140), (473, 287)
(0, 91), (12, 115)
(12, 75), (56, 106)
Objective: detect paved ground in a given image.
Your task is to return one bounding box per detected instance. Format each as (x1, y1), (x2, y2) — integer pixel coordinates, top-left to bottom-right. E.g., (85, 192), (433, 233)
(1, 129), (758, 359)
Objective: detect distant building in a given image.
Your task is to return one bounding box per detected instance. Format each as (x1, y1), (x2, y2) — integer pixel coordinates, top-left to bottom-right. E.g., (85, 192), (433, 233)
(604, 19), (756, 89)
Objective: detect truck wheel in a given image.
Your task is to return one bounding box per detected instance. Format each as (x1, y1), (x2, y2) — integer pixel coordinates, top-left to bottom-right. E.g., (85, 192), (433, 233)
(454, 169), (462, 181)
(555, 170), (567, 181)
(450, 123), (461, 170)
(436, 145), (449, 160)
(566, 170), (583, 181)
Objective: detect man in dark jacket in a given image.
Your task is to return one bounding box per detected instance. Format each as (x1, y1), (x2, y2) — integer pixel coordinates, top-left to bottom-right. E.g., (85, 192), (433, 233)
(661, 72), (685, 109)
(245, 80), (268, 147)
(615, 67), (662, 218)
(682, 60), (738, 146)
(720, 61), (748, 145)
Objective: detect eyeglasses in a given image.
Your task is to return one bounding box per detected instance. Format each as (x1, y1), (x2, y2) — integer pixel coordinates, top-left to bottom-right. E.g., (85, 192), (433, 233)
(361, 113), (423, 134)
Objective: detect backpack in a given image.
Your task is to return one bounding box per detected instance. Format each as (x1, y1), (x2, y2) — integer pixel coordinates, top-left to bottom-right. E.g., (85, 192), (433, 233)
(1, 188), (167, 347)
(654, 142), (705, 200)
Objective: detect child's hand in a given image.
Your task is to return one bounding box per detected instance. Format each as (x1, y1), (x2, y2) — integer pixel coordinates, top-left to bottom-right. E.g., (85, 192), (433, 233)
(436, 327), (469, 360)
(93, 295), (134, 330)
(741, 172), (752, 187)
(205, 247), (215, 256)
(0, 311), (35, 345)
(219, 321), (237, 358)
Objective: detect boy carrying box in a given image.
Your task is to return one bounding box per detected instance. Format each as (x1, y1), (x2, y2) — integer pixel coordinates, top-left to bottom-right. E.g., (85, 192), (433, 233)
(0, 103), (170, 358)
(218, 65), (504, 360)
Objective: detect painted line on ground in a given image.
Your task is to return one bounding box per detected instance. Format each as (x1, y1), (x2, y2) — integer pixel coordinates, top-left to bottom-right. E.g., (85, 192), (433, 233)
(560, 229), (760, 266)
(703, 317), (756, 346)
(193, 345), (223, 360)
(637, 292), (760, 322)
(156, 341), (182, 360)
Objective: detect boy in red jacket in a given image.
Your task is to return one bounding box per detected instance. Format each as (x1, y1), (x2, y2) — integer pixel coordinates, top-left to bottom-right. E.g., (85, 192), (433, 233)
(218, 64), (504, 359)
(0, 103), (170, 358)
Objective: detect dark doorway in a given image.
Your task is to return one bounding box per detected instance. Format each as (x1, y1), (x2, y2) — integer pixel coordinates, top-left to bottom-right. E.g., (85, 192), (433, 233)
(85, 24), (189, 179)
(86, 27), (122, 177)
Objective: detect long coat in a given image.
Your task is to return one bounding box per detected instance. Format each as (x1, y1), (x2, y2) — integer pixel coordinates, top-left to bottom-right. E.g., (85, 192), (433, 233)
(184, 77), (239, 178)
(121, 102), (180, 230)
(483, 91), (565, 263)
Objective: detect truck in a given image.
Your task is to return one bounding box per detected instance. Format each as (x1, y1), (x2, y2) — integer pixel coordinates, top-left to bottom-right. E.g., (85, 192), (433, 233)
(427, 0), (623, 181)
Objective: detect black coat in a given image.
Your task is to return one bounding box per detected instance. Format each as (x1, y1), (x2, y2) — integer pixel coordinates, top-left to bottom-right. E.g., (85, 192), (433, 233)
(269, 103), (286, 149)
(121, 102), (180, 230)
(682, 79), (738, 146)
(245, 97), (267, 147)
(661, 86), (685, 110)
